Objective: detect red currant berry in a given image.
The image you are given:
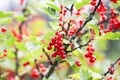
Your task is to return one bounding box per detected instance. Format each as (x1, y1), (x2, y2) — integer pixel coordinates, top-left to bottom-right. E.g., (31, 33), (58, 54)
(47, 46), (52, 50)
(30, 69), (39, 78)
(1, 27), (7, 33)
(4, 49), (7, 53)
(3, 53), (7, 57)
(89, 56), (96, 63)
(75, 60), (81, 67)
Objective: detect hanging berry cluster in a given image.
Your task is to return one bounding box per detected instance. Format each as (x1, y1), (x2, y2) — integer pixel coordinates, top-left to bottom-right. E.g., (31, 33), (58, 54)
(85, 43), (96, 63)
(47, 31), (66, 60)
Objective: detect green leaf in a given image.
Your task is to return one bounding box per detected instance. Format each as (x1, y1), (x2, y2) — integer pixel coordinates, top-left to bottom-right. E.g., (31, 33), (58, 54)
(75, 0), (90, 10)
(96, 32), (120, 40)
(15, 42), (27, 50)
(14, 15), (27, 22)
(109, 2), (119, 9)
(0, 34), (7, 40)
(0, 17), (12, 25)
(5, 37), (15, 47)
(47, 3), (60, 12)
(0, 11), (12, 18)
(29, 36), (37, 42)
(80, 69), (102, 80)
(48, 7), (56, 15)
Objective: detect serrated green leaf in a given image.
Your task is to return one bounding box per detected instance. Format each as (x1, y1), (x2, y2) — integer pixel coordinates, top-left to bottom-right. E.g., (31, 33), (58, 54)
(48, 7), (56, 15)
(47, 3), (60, 12)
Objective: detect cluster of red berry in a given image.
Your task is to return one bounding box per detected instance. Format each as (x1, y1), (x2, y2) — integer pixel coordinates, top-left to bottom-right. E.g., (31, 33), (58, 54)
(39, 64), (46, 73)
(85, 43), (96, 63)
(90, 0), (97, 6)
(47, 31), (66, 59)
(30, 64), (46, 78)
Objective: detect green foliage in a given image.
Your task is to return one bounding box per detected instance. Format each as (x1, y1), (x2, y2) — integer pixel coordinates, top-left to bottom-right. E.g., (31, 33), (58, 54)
(97, 32), (120, 40)
(0, 11), (12, 18)
(14, 15), (27, 22)
(47, 3), (60, 12)
(15, 42), (27, 50)
(75, 0), (90, 10)
(0, 17), (12, 25)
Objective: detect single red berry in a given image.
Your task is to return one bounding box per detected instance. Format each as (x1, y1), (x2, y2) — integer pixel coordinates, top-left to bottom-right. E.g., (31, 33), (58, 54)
(30, 69), (39, 78)
(118, 61), (120, 65)
(41, 68), (46, 73)
(84, 53), (89, 58)
(23, 61), (30, 67)
(51, 52), (57, 58)
(1, 27), (7, 33)
(3, 53), (7, 57)
(39, 64), (44, 69)
(4, 49), (7, 53)
(23, 63), (27, 67)
(75, 60), (81, 67)
(47, 46), (52, 50)
(89, 56), (96, 63)
(60, 54), (66, 59)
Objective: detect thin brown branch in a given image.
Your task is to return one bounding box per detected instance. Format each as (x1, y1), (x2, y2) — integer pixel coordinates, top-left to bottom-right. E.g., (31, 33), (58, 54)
(14, 0), (29, 78)
(42, 48), (53, 65)
(14, 48), (19, 77)
(34, 59), (44, 79)
(45, 60), (59, 79)
(101, 57), (120, 80)
(70, 0), (101, 42)
(67, 39), (91, 53)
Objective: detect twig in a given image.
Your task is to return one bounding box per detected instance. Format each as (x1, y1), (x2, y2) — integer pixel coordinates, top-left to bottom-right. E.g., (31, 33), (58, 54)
(101, 57), (120, 80)
(67, 39), (91, 53)
(14, 0), (29, 78)
(14, 48), (19, 77)
(34, 59), (44, 79)
(45, 60), (59, 78)
(70, 0), (101, 42)
(42, 48), (53, 65)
